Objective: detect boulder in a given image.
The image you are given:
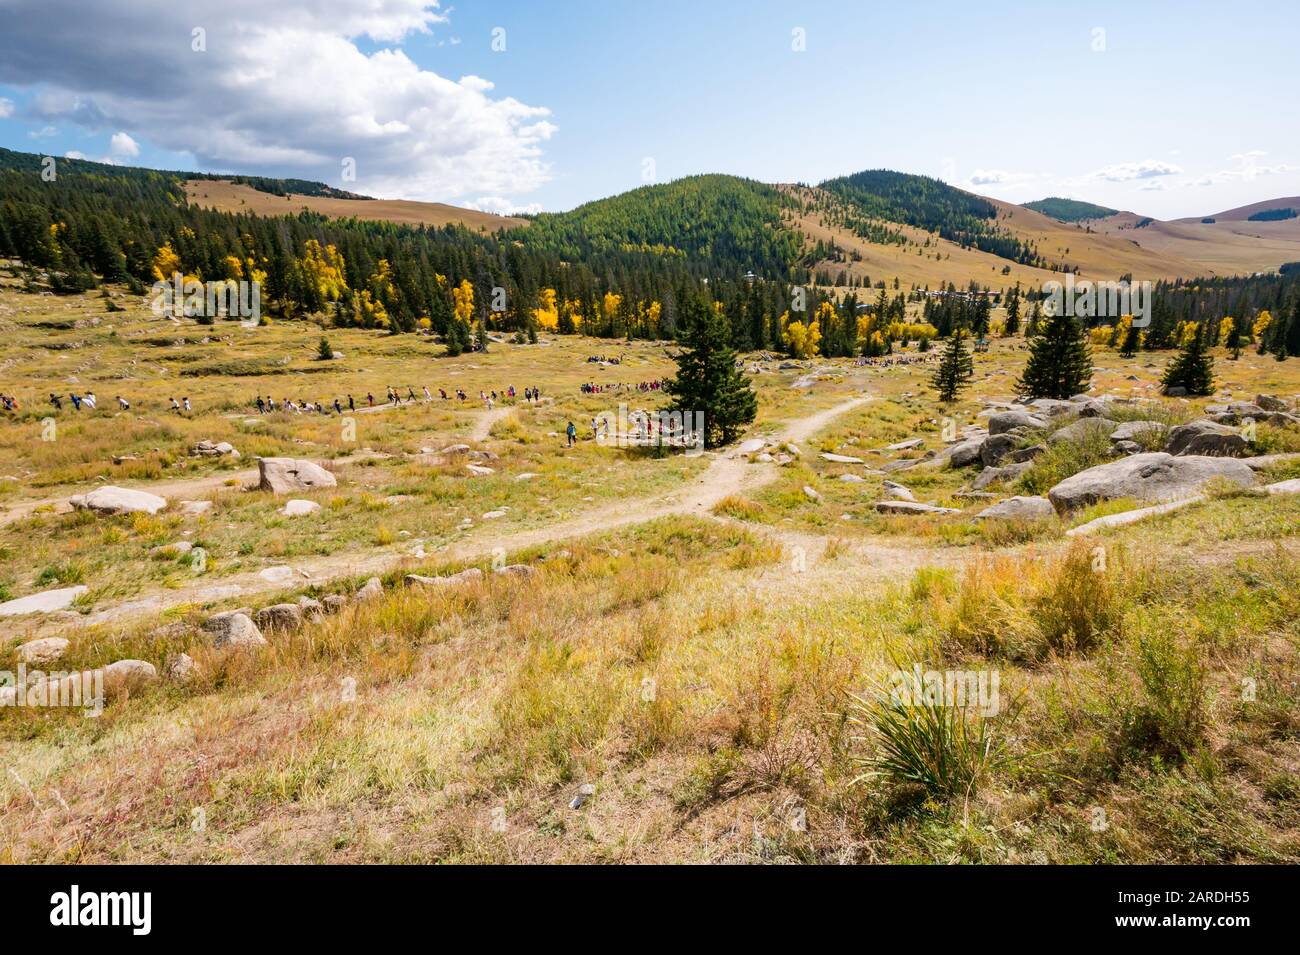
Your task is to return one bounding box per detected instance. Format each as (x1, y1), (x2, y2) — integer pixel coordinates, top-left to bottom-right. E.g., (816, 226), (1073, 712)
(355, 577), (384, 602)
(882, 480), (915, 501)
(257, 566), (296, 583)
(0, 585), (88, 617)
(103, 659), (159, 697)
(803, 485), (821, 501)
(16, 637), (70, 665)
(988, 410), (1047, 435)
(977, 496), (1055, 520)
(1256, 394), (1290, 413)
(466, 464), (496, 476)
(164, 652), (196, 682)
(321, 594), (349, 614)
(884, 438), (925, 452)
(255, 603), (303, 633)
(839, 473), (866, 483)
(405, 568), (484, 588)
(821, 452), (864, 464)
(1265, 479), (1300, 495)
(297, 596), (325, 620)
(973, 461), (1032, 490)
(69, 486), (168, 515)
(737, 438), (766, 454)
(1007, 444), (1046, 464)
(1047, 452), (1255, 512)
(1109, 420), (1163, 444)
(947, 438), (985, 468)
(280, 499), (321, 517)
(202, 611), (267, 649)
(874, 500), (960, 515)
(1048, 418), (1117, 446)
(1165, 420), (1248, 457)
(1025, 398), (1077, 417)
(495, 564), (538, 578)
(979, 433), (1020, 467)
(256, 457), (337, 494)
(191, 439), (239, 458)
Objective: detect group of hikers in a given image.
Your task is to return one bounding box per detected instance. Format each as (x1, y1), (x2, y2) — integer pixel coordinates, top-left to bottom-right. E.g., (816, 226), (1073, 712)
(586, 355), (622, 365)
(12, 391), (133, 413)
(579, 379), (663, 395)
(253, 384), (544, 416)
(852, 354), (941, 368)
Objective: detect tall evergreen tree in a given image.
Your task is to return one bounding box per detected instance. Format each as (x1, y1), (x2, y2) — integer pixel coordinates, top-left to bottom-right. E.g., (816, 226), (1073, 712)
(663, 295), (757, 447)
(1004, 283), (1021, 336)
(931, 331), (973, 402)
(1017, 312), (1092, 399)
(1119, 321), (1140, 358)
(1161, 325), (1216, 395)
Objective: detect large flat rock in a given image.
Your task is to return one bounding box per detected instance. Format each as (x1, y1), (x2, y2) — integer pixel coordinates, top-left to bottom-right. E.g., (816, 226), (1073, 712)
(257, 457), (337, 494)
(1047, 452), (1255, 512)
(0, 585), (88, 616)
(69, 486), (168, 515)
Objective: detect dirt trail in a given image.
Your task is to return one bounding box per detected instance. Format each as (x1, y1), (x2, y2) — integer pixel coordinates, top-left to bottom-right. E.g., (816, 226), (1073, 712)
(38, 394), (881, 633)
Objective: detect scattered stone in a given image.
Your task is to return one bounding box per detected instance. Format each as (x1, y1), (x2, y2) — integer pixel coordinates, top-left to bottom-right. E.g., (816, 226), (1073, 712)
(1109, 420), (1163, 444)
(1065, 497), (1202, 537)
(882, 480), (915, 501)
(257, 457), (337, 494)
(466, 464), (496, 476)
(839, 473), (866, 483)
(737, 438), (766, 454)
(322, 594), (349, 614)
(355, 577), (384, 602)
(1047, 452), (1256, 512)
(1007, 444), (1046, 463)
(258, 565), (296, 583)
(973, 462), (1032, 490)
(874, 500), (960, 515)
(179, 500), (213, 515)
(255, 603), (303, 633)
(821, 452), (864, 464)
(440, 444), (472, 455)
(405, 568), (484, 588)
(69, 486), (168, 515)
(1256, 394), (1290, 413)
(885, 438), (925, 451)
(946, 438), (985, 468)
(0, 585), (88, 617)
(569, 783), (597, 810)
(297, 596), (325, 620)
(151, 540), (193, 557)
(278, 498), (322, 518)
(482, 509), (507, 519)
(977, 496), (1055, 520)
(803, 485), (821, 501)
(16, 637), (69, 665)
(515, 473), (539, 481)
(988, 410), (1047, 434)
(103, 659), (159, 697)
(164, 652), (196, 682)
(495, 563), (537, 578)
(1165, 420), (1248, 457)
(202, 611), (267, 649)
(1048, 418), (1117, 446)
(190, 439), (240, 458)
(979, 433), (1020, 467)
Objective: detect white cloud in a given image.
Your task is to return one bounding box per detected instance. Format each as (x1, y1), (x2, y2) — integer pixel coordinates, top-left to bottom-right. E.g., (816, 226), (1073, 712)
(108, 131), (139, 158)
(1088, 159), (1183, 182)
(0, 97), (13, 118)
(1187, 151), (1295, 187)
(468, 196), (543, 216)
(968, 169), (1039, 187)
(0, 1), (556, 205)
(28, 125), (57, 139)
(63, 150), (86, 159)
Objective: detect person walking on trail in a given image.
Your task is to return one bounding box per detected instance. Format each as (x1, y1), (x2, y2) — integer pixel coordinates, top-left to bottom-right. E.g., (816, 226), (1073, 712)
(366, 392), (374, 408)
(256, 396), (265, 414)
(116, 396), (130, 411)
(334, 398), (343, 414)
(348, 394), (355, 411)
(183, 397), (191, 412)
(70, 393), (82, 411)
(566, 421), (577, 447)
(423, 386), (431, 402)
(83, 391), (96, 409)
(49, 394), (63, 411)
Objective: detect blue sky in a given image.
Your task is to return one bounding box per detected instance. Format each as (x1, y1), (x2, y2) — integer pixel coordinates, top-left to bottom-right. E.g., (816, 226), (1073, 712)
(1, 0), (1297, 217)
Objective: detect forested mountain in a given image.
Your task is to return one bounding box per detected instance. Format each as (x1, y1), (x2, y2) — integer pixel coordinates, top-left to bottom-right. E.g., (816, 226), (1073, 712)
(1023, 197), (1120, 222)
(818, 169), (1051, 267)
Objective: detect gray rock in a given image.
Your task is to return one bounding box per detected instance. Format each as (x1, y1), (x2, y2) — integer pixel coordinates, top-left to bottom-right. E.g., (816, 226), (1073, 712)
(321, 594), (349, 614)
(202, 611), (267, 648)
(884, 438), (925, 451)
(947, 438), (984, 468)
(280, 499), (321, 516)
(1025, 398), (1077, 417)
(255, 603), (303, 633)
(495, 563), (538, 578)
(1113, 440), (1142, 454)
(1256, 394), (1290, 413)
(977, 496), (1055, 520)
(69, 485), (168, 515)
(103, 659), (160, 696)
(882, 480), (915, 501)
(191, 439), (240, 458)
(16, 637), (70, 665)
(838, 473), (866, 483)
(802, 485), (821, 501)
(874, 500), (961, 515)
(0, 585), (88, 617)
(355, 577), (384, 602)
(988, 410), (1047, 435)
(1164, 386), (1188, 397)
(980, 433), (1020, 467)
(1048, 418), (1117, 446)
(973, 461), (1032, 490)
(165, 652), (196, 682)
(257, 457), (337, 494)
(1007, 444), (1046, 464)
(297, 596), (325, 620)
(1166, 420), (1248, 457)
(821, 452), (864, 464)
(404, 568), (484, 587)
(1109, 420), (1164, 444)
(1047, 452), (1256, 511)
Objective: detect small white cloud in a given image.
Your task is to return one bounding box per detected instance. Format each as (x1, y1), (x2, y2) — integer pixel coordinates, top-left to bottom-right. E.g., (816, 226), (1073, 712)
(1089, 159), (1183, 182)
(63, 149), (86, 159)
(108, 131), (140, 158)
(0, 96), (13, 118)
(28, 124), (57, 139)
(968, 169), (1039, 186)
(468, 195), (542, 215)
(1187, 152), (1295, 186)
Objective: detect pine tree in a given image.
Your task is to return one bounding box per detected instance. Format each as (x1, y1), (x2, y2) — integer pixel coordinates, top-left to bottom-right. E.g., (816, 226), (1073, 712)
(1025, 299), (1043, 337)
(1119, 322), (1140, 358)
(317, 335), (334, 360)
(1226, 320), (1242, 360)
(932, 332), (973, 402)
(1017, 312), (1092, 399)
(1004, 283), (1021, 336)
(1161, 325), (1216, 395)
(663, 295), (757, 448)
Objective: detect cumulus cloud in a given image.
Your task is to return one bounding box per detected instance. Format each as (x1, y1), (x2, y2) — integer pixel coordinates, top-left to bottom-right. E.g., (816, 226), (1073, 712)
(468, 196), (544, 216)
(1088, 159), (1183, 182)
(1187, 151), (1295, 187)
(0, 97), (13, 118)
(969, 169), (1035, 186)
(0, 1), (556, 204)
(109, 131), (139, 158)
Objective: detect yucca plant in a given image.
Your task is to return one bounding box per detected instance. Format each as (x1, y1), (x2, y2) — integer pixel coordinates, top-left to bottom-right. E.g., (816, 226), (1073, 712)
(850, 690), (1008, 803)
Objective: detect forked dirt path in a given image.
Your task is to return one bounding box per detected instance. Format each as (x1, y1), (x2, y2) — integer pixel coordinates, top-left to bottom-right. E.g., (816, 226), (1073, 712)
(34, 394), (896, 633)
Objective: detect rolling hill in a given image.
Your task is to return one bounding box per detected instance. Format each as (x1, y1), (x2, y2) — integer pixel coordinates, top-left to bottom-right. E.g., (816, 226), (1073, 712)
(1022, 197), (1119, 222)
